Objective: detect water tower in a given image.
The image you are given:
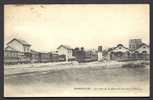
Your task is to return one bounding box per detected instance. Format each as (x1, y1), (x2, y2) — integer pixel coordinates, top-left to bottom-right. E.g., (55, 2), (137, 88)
(98, 46), (103, 61)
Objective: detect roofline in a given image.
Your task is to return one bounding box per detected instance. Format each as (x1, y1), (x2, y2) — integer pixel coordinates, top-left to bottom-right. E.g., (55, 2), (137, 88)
(107, 44), (131, 53)
(132, 43), (149, 51)
(5, 46), (17, 51)
(7, 38), (31, 46)
(57, 45), (72, 50)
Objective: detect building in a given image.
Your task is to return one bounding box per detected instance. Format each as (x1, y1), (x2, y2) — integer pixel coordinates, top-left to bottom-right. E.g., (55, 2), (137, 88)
(72, 47), (80, 58)
(85, 50), (98, 62)
(57, 45), (75, 61)
(30, 50), (40, 63)
(6, 38), (31, 53)
(4, 48), (21, 64)
(134, 43), (149, 54)
(129, 39), (149, 60)
(129, 39), (142, 50)
(72, 47), (84, 62)
(49, 51), (63, 62)
(73, 47), (97, 62)
(131, 43), (150, 60)
(105, 44), (130, 61)
(39, 52), (51, 63)
(104, 40), (150, 61)
(4, 49), (30, 64)
(4, 38), (32, 64)
(5, 46), (17, 51)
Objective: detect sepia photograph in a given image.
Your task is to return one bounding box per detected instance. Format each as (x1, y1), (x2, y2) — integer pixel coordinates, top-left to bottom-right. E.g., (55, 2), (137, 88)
(4, 4), (150, 97)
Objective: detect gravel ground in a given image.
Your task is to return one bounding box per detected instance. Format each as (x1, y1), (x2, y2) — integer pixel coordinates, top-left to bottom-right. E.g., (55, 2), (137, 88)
(4, 61), (150, 97)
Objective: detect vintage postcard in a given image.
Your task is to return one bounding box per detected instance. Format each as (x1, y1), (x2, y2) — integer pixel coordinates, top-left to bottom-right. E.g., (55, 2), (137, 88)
(4, 4), (150, 97)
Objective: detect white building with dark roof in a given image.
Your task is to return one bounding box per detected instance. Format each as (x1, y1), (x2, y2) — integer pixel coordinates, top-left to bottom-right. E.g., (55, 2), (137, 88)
(134, 43), (150, 54)
(5, 38), (31, 53)
(105, 42), (150, 60)
(105, 44), (131, 61)
(57, 45), (75, 61)
(131, 43), (150, 60)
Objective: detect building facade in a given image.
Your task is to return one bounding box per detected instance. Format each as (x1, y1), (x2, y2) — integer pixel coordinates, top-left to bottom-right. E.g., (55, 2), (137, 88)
(57, 45), (74, 61)
(105, 41), (150, 61)
(131, 43), (150, 60)
(105, 44), (130, 61)
(129, 39), (142, 50)
(30, 50), (40, 63)
(6, 38), (31, 53)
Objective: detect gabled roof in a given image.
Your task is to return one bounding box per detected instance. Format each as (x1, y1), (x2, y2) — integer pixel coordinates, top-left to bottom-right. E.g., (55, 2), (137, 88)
(57, 45), (72, 50)
(134, 43), (149, 51)
(30, 49), (40, 53)
(109, 44), (129, 51)
(49, 51), (58, 54)
(106, 44), (131, 54)
(7, 38), (31, 46)
(5, 46), (17, 51)
(140, 43), (149, 47)
(115, 44), (129, 50)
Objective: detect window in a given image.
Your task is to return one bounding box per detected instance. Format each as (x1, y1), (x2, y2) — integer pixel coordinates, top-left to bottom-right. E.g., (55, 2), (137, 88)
(135, 51), (139, 54)
(24, 47), (26, 52)
(116, 52), (123, 57)
(142, 51), (147, 54)
(27, 48), (29, 52)
(110, 52), (114, 54)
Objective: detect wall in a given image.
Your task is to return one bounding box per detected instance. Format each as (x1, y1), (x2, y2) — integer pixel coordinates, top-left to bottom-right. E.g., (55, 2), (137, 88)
(7, 40), (24, 52)
(98, 52), (103, 61)
(135, 45), (150, 54)
(105, 45), (130, 61)
(23, 45), (30, 52)
(57, 47), (73, 61)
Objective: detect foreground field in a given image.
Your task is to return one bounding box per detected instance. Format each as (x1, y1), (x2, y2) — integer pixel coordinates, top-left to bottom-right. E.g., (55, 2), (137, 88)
(4, 61), (150, 97)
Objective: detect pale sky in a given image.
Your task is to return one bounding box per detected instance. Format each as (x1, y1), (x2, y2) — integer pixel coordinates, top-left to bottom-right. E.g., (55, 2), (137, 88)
(4, 4), (149, 52)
